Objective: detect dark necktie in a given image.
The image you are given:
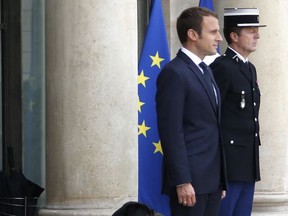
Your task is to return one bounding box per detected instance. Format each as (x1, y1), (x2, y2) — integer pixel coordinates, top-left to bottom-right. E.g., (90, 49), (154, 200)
(245, 61), (249, 68)
(199, 62), (218, 106)
(243, 61), (252, 79)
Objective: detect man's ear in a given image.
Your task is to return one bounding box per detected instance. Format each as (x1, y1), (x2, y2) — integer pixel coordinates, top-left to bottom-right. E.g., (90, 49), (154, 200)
(230, 32), (239, 43)
(187, 29), (198, 41)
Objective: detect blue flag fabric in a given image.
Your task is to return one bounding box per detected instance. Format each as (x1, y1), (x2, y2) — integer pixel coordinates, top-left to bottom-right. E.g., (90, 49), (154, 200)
(138, 0), (170, 215)
(199, 0), (215, 11)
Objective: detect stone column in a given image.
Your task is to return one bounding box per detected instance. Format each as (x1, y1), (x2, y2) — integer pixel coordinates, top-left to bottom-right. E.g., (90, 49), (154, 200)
(250, 1), (288, 213)
(40, 1), (137, 215)
(217, 0), (288, 214)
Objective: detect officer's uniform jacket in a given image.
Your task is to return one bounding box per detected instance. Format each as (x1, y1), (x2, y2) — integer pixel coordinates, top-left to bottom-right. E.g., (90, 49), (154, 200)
(210, 48), (261, 182)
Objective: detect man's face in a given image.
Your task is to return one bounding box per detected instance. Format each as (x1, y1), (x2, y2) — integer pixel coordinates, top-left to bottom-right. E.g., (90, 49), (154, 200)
(234, 27), (260, 57)
(196, 16), (222, 59)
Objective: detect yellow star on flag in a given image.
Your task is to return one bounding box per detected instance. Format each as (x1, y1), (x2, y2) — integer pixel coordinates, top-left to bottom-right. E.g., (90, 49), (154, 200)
(138, 120), (151, 137)
(138, 96), (145, 113)
(153, 140), (164, 155)
(138, 70), (150, 87)
(150, 51), (165, 69)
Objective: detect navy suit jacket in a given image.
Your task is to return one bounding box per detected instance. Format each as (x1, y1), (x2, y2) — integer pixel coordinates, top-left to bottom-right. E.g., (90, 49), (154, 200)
(156, 50), (227, 197)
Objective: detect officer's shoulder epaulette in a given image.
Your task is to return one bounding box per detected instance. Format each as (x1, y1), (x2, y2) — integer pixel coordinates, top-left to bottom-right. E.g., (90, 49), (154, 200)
(219, 53), (240, 63)
(212, 54), (230, 64)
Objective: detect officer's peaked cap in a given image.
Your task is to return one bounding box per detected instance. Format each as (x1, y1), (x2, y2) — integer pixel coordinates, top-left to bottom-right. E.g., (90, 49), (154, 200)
(224, 8), (267, 28)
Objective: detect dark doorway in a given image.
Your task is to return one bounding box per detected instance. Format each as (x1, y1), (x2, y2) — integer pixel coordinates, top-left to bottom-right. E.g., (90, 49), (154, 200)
(1, 0), (22, 171)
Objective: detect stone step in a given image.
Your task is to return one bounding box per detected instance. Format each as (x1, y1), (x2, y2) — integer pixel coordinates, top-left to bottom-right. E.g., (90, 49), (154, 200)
(252, 213), (288, 216)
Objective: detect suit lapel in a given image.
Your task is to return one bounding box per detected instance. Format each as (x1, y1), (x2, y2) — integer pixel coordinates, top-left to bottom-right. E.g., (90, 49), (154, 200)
(177, 50), (218, 115)
(240, 62), (252, 81)
(210, 74), (221, 115)
(248, 62), (256, 83)
(225, 48), (252, 82)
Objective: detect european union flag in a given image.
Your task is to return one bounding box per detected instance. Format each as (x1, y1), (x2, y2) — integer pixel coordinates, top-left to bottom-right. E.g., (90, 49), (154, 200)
(138, 0), (170, 215)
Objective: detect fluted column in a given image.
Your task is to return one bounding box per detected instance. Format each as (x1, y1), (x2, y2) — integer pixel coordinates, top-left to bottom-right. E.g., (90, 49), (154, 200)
(40, 1), (137, 215)
(250, 1), (288, 213)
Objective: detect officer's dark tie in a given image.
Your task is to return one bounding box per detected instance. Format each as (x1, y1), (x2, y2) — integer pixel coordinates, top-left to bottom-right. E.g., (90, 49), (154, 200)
(199, 62), (218, 106)
(244, 61), (252, 79)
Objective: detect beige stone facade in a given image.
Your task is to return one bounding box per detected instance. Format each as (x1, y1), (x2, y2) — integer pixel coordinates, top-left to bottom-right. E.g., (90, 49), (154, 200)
(41, 0), (288, 215)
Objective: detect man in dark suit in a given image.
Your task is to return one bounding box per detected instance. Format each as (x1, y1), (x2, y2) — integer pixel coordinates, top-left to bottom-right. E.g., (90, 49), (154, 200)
(210, 8), (266, 216)
(156, 7), (227, 216)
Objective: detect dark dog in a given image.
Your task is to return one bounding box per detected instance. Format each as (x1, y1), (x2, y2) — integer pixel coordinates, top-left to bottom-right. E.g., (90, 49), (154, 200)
(112, 201), (163, 216)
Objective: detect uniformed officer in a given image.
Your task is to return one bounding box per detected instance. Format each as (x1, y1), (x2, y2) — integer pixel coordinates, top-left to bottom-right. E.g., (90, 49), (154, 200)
(210, 8), (266, 216)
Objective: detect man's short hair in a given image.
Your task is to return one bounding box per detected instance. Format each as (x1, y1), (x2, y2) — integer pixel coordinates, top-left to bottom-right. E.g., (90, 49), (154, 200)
(176, 7), (218, 44)
(223, 27), (242, 44)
